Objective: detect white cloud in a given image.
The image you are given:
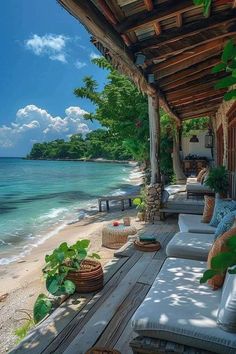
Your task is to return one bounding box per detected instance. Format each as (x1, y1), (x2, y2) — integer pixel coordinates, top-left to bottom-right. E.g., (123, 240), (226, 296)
(25, 34), (69, 63)
(90, 51), (101, 60)
(75, 60), (87, 69)
(0, 105), (90, 153)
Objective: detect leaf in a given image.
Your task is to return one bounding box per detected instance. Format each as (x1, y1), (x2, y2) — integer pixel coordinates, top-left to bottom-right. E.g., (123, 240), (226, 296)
(78, 239), (90, 249)
(33, 294), (52, 324)
(203, 0), (211, 17)
(62, 280), (76, 295)
(46, 276), (60, 295)
(193, 0), (203, 5)
(226, 235), (236, 250)
(211, 252), (236, 271)
(77, 248), (87, 260)
(59, 242), (68, 253)
(211, 62), (226, 74)
(222, 39), (235, 63)
(90, 252), (101, 259)
(224, 89), (236, 101)
(200, 269), (218, 284)
(214, 75), (236, 89)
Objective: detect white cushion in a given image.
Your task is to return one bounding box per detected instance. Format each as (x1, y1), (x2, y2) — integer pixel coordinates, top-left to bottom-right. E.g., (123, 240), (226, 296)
(131, 258), (236, 354)
(166, 232), (215, 261)
(178, 214), (216, 233)
(186, 183), (212, 192)
(217, 272), (236, 332)
(187, 177), (198, 184)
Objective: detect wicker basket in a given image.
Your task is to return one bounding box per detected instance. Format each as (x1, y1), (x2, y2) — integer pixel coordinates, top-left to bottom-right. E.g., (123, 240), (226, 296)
(134, 240), (161, 252)
(85, 348), (121, 354)
(66, 259), (103, 293)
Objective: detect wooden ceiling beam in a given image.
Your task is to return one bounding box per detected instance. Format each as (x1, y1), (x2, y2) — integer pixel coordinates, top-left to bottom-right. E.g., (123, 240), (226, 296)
(173, 93), (225, 108)
(149, 39), (227, 73)
(161, 68), (217, 91)
(165, 72), (226, 94)
(232, 0), (236, 8)
(154, 22), (161, 35)
(130, 11), (236, 52)
(158, 57), (220, 87)
(180, 110), (217, 119)
(153, 47), (223, 79)
(170, 90), (226, 106)
(144, 0), (154, 11)
(116, 0), (196, 33)
(147, 25), (236, 61)
(167, 81), (223, 101)
(177, 101), (223, 113)
(176, 13), (182, 28)
(176, 97), (223, 110)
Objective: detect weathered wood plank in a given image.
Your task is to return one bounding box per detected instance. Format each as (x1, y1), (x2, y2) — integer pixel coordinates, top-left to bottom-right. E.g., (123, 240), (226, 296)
(43, 251), (144, 353)
(62, 252), (155, 354)
(131, 11), (236, 52)
(138, 258), (164, 285)
(117, 0), (196, 33)
(95, 282), (150, 348)
(11, 257), (128, 354)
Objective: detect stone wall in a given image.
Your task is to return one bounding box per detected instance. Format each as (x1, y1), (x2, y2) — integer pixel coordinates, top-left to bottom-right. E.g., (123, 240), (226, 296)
(145, 183), (163, 223)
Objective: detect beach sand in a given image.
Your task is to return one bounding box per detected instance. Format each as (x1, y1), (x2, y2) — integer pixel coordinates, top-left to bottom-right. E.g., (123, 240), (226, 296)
(0, 208), (143, 353)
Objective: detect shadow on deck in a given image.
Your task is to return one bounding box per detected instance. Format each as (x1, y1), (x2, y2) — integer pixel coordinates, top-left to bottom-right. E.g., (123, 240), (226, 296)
(11, 219), (178, 354)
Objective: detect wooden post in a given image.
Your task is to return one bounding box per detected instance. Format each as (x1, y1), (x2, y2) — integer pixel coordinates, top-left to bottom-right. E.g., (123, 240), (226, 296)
(148, 94), (161, 184)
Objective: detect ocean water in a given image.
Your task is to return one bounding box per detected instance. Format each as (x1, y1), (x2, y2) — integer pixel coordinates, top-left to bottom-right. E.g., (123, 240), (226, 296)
(0, 158), (140, 265)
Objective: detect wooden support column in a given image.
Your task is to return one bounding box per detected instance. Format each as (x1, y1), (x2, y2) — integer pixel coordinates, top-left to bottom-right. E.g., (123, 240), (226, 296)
(148, 94), (161, 184)
(146, 94), (162, 223)
(173, 124), (187, 184)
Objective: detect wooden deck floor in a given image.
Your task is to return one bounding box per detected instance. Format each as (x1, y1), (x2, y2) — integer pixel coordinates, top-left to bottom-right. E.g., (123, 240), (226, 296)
(13, 219), (178, 354)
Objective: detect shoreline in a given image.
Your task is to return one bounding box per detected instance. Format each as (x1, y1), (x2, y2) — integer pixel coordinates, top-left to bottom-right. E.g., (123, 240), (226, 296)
(0, 166), (143, 353)
(0, 208), (143, 353)
(23, 157), (137, 164)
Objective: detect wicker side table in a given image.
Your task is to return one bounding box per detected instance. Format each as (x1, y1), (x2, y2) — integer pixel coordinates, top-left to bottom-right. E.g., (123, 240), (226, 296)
(102, 224), (137, 249)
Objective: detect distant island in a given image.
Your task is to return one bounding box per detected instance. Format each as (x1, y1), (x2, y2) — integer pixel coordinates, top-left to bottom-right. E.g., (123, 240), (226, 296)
(26, 129), (133, 161)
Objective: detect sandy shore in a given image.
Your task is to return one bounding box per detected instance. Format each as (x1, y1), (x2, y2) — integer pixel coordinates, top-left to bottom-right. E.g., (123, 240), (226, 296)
(0, 208), (143, 353)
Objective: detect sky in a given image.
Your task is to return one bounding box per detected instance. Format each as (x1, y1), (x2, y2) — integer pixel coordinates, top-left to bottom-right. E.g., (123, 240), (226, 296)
(0, 0), (108, 156)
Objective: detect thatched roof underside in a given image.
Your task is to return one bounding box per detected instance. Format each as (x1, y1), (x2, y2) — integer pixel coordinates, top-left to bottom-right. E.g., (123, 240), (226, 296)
(58, 0), (236, 122)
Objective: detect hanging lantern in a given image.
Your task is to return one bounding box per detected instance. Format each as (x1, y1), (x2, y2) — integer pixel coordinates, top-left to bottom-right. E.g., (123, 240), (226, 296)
(205, 129), (214, 148)
(135, 52), (146, 66)
(189, 135), (199, 143)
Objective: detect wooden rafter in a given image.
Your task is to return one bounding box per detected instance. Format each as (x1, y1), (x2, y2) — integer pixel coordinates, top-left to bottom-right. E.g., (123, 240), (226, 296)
(144, 0), (153, 11)
(170, 90), (226, 106)
(153, 46), (224, 79)
(116, 0), (196, 33)
(146, 24), (236, 61)
(58, 0), (181, 124)
(159, 57), (220, 87)
(176, 13), (182, 27)
(232, 0), (236, 8)
(154, 22), (161, 35)
(131, 11), (236, 52)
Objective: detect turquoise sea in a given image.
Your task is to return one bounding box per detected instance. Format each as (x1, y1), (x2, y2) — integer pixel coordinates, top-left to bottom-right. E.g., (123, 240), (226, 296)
(0, 158), (140, 265)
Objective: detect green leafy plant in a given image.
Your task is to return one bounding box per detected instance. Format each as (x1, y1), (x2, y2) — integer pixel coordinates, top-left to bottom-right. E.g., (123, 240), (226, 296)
(14, 310), (34, 343)
(204, 166), (229, 196)
(212, 39), (236, 101)
(33, 294), (53, 324)
(200, 235), (236, 284)
(133, 197), (146, 212)
(193, 0), (212, 17)
(43, 240), (100, 296)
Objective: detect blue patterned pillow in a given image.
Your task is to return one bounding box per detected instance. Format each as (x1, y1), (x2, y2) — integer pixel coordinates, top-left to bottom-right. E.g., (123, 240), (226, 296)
(214, 210), (236, 239)
(210, 198), (236, 227)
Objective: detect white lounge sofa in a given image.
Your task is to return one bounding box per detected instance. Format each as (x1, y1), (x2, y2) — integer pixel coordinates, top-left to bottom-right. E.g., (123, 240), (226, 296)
(178, 213), (216, 234)
(131, 257), (236, 354)
(166, 231), (215, 261)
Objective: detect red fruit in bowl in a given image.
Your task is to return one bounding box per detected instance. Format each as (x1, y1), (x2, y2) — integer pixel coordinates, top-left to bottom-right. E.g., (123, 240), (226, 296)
(113, 221), (119, 226)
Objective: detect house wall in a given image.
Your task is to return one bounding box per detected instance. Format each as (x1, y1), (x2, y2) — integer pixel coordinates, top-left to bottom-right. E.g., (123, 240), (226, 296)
(182, 131), (212, 160)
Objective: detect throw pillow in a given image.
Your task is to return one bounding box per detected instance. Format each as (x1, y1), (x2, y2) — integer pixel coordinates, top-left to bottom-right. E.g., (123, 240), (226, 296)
(202, 196), (215, 223)
(197, 168), (207, 182)
(214, 211), (236, 239)
(210, 198), (236, 227)
(207, 226), (236, 290)
(200, 170), (207, 185)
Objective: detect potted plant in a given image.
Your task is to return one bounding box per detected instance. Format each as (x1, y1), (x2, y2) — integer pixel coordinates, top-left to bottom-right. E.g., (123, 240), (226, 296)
(133, 197), (146, 221)
(43, 239), (103, 295)
(204, 166), (229, 198)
